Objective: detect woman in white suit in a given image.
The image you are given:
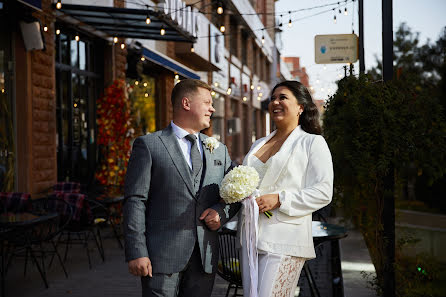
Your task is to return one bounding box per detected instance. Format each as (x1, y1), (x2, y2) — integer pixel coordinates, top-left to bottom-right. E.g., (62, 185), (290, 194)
(240, 80), (333, 297)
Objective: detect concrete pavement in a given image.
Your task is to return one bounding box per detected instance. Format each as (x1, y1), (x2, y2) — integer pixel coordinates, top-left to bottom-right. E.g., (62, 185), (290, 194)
(4, 223), (377, 297)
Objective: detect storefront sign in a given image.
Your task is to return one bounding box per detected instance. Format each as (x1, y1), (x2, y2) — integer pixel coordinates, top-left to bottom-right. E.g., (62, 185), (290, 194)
(315, 34), (358, 64)
(161, 0), (198, 37)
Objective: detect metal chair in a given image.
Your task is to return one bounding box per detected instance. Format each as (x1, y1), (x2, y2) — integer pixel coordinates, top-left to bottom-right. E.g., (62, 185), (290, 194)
(217, 228), (243, 297)
(0, 192), (32, 213)
(52, 193), (105, 268)
(3, 197), (73, 289)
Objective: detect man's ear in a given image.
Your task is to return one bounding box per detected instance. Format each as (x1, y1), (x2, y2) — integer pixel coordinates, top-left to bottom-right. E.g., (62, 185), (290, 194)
(181, 97), (191, 111)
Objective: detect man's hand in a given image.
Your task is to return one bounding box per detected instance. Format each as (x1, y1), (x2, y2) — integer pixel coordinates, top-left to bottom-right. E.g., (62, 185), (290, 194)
(128, 257), (152, 277)
(199, 208), (221, 231)
(256, 194), (280, 213)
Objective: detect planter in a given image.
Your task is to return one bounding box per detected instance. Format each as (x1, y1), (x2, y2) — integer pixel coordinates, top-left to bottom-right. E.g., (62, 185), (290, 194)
(396, 209), (446, 263)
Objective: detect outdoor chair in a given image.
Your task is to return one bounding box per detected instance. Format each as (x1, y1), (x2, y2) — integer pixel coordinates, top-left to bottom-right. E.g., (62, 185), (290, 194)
(217, 228), (243, 297)
(53, 182), (81, 194)
(51, 192), (105, 268)
(3, 197), (73, 289)
(0, 192), (32, 213)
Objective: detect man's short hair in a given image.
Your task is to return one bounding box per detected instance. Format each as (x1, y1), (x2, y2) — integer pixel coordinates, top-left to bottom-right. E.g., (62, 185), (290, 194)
(171, 79), (212, 110)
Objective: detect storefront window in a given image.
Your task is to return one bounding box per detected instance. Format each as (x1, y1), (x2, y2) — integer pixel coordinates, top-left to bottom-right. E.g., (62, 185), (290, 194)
(127, 74), (157, 136)
(211, 92), (225, 142)
(55, 27), (102, 183)
(0, 19), (14, 191)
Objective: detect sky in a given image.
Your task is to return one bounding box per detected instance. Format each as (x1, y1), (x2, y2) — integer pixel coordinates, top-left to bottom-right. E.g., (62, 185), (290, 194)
(275, 0), (446, 100)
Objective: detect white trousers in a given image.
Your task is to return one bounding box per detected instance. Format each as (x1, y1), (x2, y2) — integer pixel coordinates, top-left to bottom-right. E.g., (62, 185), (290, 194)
(242, 249), (305, 297)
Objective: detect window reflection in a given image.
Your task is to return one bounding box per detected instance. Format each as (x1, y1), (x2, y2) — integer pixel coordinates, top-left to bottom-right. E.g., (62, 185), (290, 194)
(79, 41), (86, 70)
(70, 38), (78, 68)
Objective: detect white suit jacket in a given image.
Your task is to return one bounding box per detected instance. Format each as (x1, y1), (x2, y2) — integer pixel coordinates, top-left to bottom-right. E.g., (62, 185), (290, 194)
(241, 125), (333, 259)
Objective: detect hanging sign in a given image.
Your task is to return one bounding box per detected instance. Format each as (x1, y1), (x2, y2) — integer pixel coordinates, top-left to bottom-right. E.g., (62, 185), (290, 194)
(315, 34), (358, 64)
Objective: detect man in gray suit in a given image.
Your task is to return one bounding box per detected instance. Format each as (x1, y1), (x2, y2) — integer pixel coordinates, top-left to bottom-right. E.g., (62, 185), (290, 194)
(123, 79), (240, 297)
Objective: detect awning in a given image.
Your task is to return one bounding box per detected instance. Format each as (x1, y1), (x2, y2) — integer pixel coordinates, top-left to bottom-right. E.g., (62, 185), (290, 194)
(141, 47), (200, 80)
(54, 4), (196, 42)
(17, 0), (42, 10)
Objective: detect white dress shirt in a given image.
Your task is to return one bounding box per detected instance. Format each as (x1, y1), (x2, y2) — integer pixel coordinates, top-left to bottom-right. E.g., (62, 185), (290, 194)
(171, 121), (203, 170)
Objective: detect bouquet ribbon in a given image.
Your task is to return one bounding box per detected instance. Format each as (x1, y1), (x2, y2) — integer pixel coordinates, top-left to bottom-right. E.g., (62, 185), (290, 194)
(241, 189), (260, 297)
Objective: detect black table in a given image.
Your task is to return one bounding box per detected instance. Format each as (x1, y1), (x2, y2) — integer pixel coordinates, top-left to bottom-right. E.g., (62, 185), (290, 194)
(304, 221), (348, 297)
(92, 195), (125, 249)
(0, 212), (59, 297)
(221, 220), (348, 297)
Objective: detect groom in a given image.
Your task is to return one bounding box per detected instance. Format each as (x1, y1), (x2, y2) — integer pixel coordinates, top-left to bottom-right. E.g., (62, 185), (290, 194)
(123, 79), (240, 297)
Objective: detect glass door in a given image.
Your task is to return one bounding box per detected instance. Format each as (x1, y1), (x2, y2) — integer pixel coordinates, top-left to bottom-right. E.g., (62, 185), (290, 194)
(0, 4), (15, 191)
(55, 28), (102, 184)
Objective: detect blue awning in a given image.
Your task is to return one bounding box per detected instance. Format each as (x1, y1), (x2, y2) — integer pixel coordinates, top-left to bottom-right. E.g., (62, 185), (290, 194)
(17, 0), (41, 10)
(142, 47), (200, 80)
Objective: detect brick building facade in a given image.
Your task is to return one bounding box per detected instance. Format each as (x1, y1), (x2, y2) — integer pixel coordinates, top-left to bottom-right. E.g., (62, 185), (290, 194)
(0, 0), (286, 194)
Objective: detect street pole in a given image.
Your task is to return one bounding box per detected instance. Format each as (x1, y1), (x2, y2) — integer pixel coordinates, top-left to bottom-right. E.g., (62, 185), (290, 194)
(382, 0), (395, 296)
(359, 0), (365, 74)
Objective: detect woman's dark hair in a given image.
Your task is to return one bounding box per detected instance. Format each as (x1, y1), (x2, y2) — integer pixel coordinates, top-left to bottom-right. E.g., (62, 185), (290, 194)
(271, 80), (322, 135)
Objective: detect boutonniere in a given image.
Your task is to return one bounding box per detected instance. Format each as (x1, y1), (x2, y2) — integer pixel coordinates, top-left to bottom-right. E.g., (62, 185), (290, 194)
(203, 137), (220, 153)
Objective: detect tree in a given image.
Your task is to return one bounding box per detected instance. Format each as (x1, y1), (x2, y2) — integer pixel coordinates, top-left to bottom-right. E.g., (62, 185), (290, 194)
(323, 24), (446, 296)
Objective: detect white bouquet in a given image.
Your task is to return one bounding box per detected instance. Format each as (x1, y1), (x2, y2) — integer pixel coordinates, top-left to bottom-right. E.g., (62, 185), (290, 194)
(220, 165), (271, 218)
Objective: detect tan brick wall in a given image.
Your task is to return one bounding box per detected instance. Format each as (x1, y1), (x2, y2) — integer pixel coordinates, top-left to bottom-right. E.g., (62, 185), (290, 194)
(29, 0), (57, 194)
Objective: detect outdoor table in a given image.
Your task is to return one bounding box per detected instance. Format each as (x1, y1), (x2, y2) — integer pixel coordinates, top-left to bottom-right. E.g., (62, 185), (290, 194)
(0, 212), (59, 297)
(305, 221), (348, 297)
(92, 194), (124, 249)
(221, 220), (348, 297)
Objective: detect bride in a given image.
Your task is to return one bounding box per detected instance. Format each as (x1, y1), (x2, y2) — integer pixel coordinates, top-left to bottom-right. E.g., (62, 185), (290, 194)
(239, 80), (334, 297)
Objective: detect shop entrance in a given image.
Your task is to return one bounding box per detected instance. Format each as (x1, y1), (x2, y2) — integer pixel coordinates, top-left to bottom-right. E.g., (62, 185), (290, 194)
(55, 28), (103, 184)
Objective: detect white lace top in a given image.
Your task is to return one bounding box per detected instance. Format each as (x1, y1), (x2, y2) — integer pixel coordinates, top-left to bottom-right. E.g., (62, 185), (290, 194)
(251, 155), (272, 184)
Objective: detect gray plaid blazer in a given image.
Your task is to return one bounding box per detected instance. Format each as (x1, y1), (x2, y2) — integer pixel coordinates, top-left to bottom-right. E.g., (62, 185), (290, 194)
(123, 125), (240, 274)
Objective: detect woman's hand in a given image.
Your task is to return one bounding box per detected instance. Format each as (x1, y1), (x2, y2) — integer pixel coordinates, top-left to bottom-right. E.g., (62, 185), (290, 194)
(256, 194), (280, 213)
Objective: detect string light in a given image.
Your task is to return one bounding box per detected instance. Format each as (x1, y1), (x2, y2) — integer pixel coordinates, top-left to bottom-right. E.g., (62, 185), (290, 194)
(146, 15), (151, 25)
(135, 81), (139, 85)
(141, 56), (145, 61)
(121, 43), (125, 49)
(145, 93), (149, 97)
(334, 15), (337, 24)
(259, 92), (263, 97)
(56, 0), (62, 9)
(227, 87), (232, 95)
(217, 2), (223, 15)
(160, 27), (165, 36)
(242, 97), (247, 101)
(288, 11), (292, 28)
(211, 91), (216, 96)
(43, 25), (48, 32)
(261, 29), (265, 44)
(143, 82), (148, 87)
(56, 29), (60, 35)
(190, 44), (195, 52)
(250, 85), (254, 90)
(175, 74), (179, 80)
(113, 36), (118, 43)
(257, 86), (261, 90)
(219, 25), (225, 33)
(338, 9), (341, 14)
(344, 7), (348, 15)
(75, 35), (80, 42)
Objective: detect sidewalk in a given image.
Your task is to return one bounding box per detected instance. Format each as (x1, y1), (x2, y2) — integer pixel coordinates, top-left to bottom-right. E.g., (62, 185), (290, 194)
(5, 224), (377, 297)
